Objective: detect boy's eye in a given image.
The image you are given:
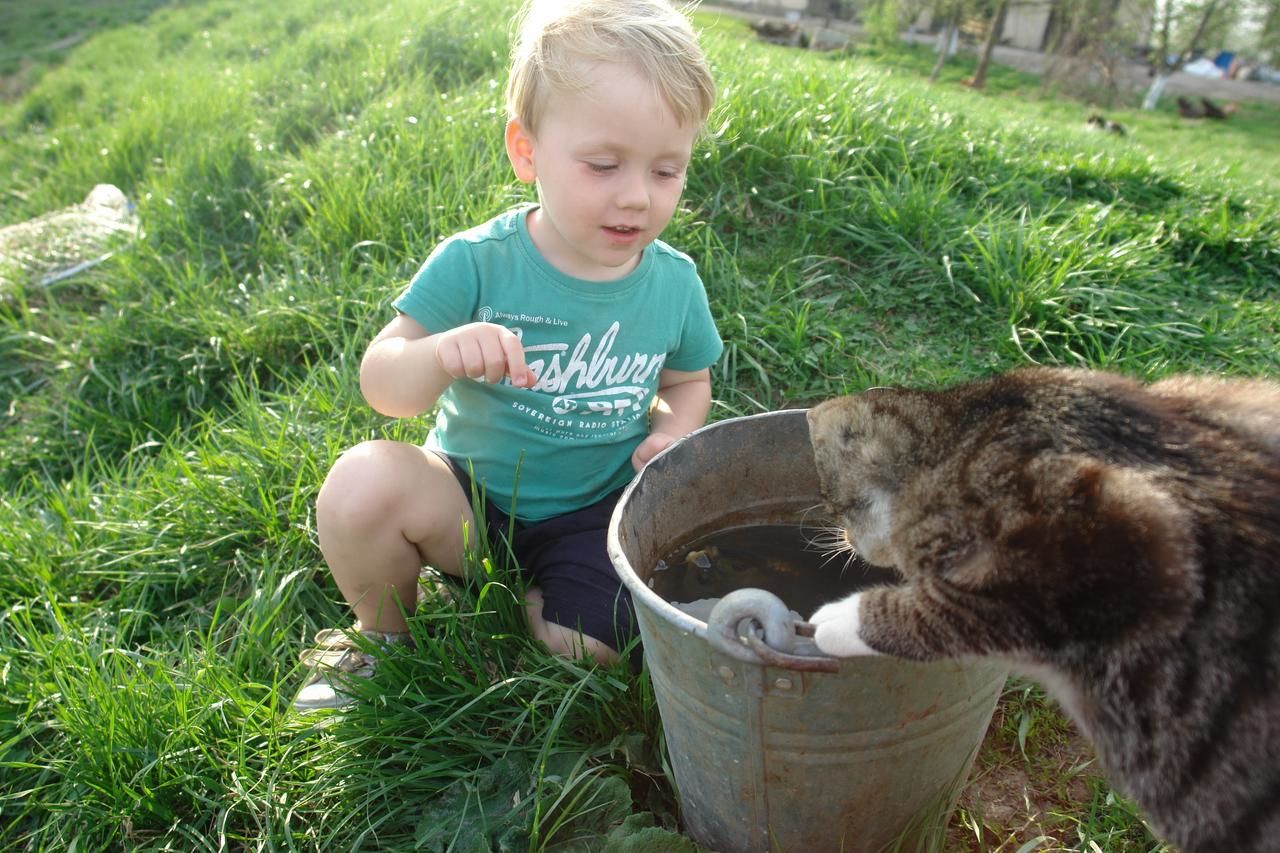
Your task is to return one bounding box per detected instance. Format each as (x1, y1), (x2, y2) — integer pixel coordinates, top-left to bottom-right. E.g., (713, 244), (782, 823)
(655, 169), (682, 180)
(586, 162), (616, 173)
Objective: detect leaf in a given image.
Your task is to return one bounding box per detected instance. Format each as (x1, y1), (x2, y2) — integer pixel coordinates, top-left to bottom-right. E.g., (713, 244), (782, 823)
(1014, 835), (1055, 853)
(1016, 708), (1033, 759)
(604, 813), (701, 852)
(414, 756), (534, 852)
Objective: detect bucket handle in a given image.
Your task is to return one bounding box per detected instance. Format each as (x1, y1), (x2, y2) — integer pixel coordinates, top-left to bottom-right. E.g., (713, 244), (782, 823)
(705, 588), (840, 673)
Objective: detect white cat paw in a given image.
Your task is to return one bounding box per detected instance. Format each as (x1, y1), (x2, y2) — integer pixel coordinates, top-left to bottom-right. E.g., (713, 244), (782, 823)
(809, 594), (881, 657)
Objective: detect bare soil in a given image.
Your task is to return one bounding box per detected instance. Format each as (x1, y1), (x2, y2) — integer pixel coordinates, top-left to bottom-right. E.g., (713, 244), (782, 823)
(945, 696), (1104, 851)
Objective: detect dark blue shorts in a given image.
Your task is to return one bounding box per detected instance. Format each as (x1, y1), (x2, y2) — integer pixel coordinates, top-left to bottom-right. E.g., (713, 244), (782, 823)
(435, 452), (640, 664)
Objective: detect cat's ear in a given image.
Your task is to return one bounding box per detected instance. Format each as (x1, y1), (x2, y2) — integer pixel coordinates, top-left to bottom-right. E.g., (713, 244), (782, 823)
(1039, 457), (1199, 635)
(810, 396), (868, 448)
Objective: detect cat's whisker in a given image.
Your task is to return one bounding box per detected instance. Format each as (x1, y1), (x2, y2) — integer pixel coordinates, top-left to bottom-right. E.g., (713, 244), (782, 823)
(835, 548), (862, 578)
(801, 523), (845, 549)
(800, 507), (857, 561)
(798, 503), (832, 530)
(803, 530), (843, 554)
(803, 524), (861, 576)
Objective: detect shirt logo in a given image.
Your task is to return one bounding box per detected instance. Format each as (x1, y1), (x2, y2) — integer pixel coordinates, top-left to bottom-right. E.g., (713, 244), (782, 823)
(551, 387), (647, 417)
(523, 322), (664, 413)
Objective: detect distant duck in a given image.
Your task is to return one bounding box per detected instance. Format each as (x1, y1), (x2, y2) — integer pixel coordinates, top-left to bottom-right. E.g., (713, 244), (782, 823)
(749, 18), (799, 44)
(1178, 96), (1237, 119)
(1086, 113), (1127, 135)
(1200, 97), (1237, 119)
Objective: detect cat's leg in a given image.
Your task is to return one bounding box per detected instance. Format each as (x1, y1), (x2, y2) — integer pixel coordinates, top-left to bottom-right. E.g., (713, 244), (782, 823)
(811, 583), (999, 661)
(809, 592), (881, 656)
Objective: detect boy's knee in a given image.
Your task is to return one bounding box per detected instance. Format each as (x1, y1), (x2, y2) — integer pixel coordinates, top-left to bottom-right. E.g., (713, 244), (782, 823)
(545, 632), (620, 665)
(317, 441), (406, 531)
(529, 616), (619, 664)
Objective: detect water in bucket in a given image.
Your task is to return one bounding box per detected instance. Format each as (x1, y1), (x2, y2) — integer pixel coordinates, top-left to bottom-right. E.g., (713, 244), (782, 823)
(650, 522), (897, 618)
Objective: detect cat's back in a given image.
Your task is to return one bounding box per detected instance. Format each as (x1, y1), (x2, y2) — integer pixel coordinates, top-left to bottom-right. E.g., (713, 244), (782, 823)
(995, 367), (1280, 473)
(1149, 373), (1280, 455)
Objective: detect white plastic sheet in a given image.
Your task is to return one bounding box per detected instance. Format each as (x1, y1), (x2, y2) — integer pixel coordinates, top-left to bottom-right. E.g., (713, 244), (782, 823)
(0, 184), (141, 287)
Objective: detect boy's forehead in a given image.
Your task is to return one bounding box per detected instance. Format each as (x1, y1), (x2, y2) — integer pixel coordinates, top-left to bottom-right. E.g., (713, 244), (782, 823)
(551, 58), (645, 102)
(538, 61), (693, 134)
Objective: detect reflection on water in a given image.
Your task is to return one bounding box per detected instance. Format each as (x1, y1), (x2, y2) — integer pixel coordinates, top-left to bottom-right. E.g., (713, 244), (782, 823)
(651, 523), (897, 618)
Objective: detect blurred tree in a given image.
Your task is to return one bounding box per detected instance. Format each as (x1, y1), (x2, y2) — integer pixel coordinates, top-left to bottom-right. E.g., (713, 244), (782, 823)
(1042, 0), (1132, 103)
(866, 0), (905, 45)
(1259, 0), (1280, 56)
(1266, 2), (1280, 49)
(1245, 0), (1278, 59)
(928, 0), (965, 81)
(967, 0), (1010, 88)
(1141, 0), (1235, 107)
(922, 0), (1014, 84)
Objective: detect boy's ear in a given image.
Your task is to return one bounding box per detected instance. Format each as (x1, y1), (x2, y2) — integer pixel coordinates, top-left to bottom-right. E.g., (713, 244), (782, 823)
(505, 119), (536, 184)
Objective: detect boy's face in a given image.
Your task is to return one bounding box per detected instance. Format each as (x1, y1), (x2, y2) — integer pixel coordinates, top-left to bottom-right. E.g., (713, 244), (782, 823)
(506, 61), (700, 281)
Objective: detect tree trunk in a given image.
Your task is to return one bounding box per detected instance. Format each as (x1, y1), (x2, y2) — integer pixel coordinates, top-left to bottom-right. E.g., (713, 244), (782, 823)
(1141, 72), (1170, 109)
(1183, 0), (1222, 61)
(929, 16), (958, 82)
(968, 0), (1009, 89)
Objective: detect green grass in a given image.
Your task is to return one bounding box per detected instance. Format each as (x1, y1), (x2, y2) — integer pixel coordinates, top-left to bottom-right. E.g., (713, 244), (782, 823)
(3, 0), (1278, 849)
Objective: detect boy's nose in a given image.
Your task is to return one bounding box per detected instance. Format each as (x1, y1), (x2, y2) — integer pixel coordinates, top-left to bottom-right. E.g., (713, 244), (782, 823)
(616, 172), (650, 210)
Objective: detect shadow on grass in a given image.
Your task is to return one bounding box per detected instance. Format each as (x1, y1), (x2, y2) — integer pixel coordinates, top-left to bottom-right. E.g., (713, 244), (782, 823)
(1, 0), (216, 96)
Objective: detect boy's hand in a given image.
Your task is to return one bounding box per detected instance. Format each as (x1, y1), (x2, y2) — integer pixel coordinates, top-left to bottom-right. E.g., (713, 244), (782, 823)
(433, 322), (534, 388)
(631, 432), (677, 472)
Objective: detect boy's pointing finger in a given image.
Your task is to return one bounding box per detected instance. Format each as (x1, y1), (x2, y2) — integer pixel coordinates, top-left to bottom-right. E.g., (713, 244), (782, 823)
(502, 331), (533, 388)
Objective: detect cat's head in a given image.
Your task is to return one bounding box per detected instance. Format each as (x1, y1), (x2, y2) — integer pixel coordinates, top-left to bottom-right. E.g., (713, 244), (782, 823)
(806, 388), (948, 567)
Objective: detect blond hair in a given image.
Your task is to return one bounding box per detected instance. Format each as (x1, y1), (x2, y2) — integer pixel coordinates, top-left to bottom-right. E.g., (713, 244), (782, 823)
(505, 0), (715, 134)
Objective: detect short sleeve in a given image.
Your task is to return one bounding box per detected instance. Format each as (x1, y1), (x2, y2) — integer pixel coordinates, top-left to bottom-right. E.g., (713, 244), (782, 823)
(665, 272), (723, 372)
(392, 237), (480, 333)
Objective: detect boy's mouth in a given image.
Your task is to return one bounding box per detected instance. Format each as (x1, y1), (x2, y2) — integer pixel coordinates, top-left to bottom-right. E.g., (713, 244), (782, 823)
(605, 225), (639, 235)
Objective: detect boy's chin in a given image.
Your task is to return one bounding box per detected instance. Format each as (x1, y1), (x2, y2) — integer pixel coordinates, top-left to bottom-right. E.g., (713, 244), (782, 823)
(572, 248), (645, 281)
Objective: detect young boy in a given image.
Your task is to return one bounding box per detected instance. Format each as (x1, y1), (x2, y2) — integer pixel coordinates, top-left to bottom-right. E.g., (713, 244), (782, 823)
(295, 0), (722, 710)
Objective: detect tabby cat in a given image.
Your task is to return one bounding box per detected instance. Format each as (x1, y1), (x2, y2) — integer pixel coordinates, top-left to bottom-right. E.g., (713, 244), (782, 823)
(806, 367), (1280, 853)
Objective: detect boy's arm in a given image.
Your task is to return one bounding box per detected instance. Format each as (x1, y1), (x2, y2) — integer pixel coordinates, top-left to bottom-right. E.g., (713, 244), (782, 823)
(631, 367), (713, 471)
(359, 314), (531, 418)
(360, 315), (453, 418)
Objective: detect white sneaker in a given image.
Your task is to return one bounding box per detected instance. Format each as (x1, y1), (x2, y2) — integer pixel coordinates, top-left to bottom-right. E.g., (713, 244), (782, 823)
(417, 568), (455, 608)
(292, 626), (410, 712)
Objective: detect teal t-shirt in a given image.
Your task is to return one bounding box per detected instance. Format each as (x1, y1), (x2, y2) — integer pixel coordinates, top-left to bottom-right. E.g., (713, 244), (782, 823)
(393, 205), (723, 522)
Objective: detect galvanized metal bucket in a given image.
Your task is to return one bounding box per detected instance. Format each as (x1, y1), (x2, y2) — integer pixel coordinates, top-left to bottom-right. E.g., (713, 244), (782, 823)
(607, 409), (1008, 853)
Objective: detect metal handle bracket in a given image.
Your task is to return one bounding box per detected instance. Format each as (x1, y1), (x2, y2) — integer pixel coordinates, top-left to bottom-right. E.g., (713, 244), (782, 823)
(705, 588), (839, 673)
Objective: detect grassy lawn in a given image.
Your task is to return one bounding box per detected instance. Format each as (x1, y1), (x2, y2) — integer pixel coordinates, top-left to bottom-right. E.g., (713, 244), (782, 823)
(2, 0), (1278, 849)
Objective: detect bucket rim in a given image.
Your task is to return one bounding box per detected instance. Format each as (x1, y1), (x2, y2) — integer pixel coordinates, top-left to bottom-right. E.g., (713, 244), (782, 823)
(606, 408), (812, 641)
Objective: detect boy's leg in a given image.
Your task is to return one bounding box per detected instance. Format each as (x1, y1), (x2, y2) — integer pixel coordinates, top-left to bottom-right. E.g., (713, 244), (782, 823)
(524, 586), (619, 664)
(316, 439), (476, 633)
(296, 441), (476, 711)
(514, 488), (639, 667)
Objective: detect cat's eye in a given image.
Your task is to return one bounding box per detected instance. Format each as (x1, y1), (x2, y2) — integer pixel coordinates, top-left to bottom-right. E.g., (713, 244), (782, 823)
(844, 493), (872, 513)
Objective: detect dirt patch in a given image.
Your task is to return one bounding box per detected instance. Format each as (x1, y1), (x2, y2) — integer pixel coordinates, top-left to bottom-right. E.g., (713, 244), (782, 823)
(945, 692), (1106, 851)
